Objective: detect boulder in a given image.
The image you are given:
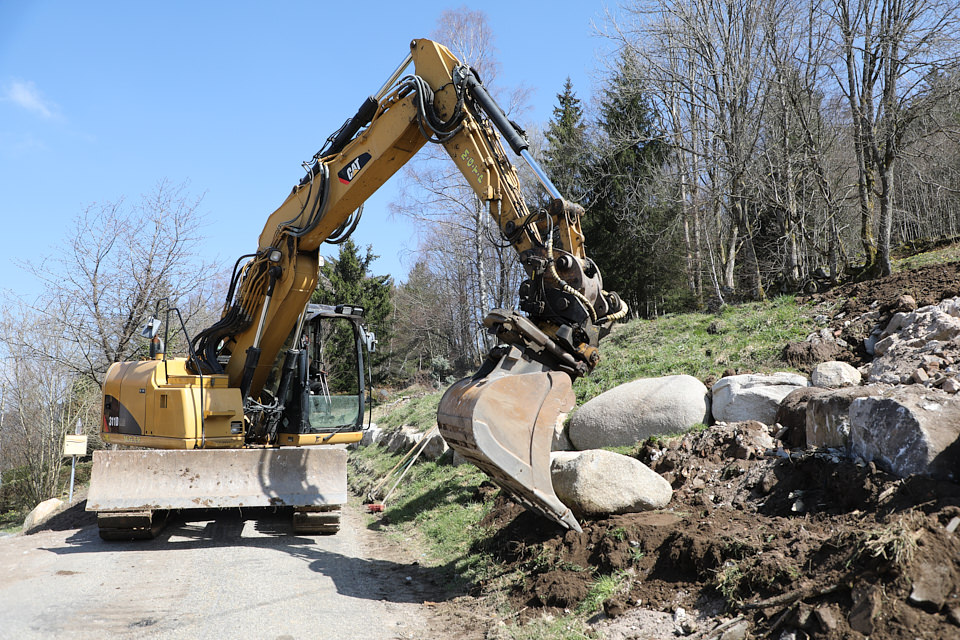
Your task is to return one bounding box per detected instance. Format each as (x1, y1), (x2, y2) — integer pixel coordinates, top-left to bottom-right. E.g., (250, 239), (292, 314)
(384, 426), (423, 454)
(805, 385), (885, 449)
(420, 430), (449, 460)
(849, 386), (960, 481)
(811, 361), (862, 388)
(869, 297), (960, 384)
(550, 449), (672, 518)
(360, 424), (383, 446)
(23, 498), (63, 532)
(775, 387), (831, 448)
(567, 375), (710, 450)
(711, 373), (809, 425)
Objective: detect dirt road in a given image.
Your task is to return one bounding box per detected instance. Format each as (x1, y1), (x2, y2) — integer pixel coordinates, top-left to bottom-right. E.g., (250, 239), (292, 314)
(0, 501), (458, 640)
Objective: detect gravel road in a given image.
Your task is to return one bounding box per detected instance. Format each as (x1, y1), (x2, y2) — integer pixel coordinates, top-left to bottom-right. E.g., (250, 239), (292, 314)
(0, 501), (454, 640)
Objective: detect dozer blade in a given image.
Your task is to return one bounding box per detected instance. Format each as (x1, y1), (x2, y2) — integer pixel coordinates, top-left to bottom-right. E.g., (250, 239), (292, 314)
(86, 448), (348, 512)
(437, 346), (582, 532)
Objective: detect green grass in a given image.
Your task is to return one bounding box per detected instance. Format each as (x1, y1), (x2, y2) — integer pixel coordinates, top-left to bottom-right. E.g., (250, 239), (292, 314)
(0, 508), (25, 535)
(892, 239), (960, 271)
(348, 445), (492, 581)
(502, 616), (597, 640)
(575, 295), (815, 403)
(576, 571), (629, 615)
(375, 390), (443, 432)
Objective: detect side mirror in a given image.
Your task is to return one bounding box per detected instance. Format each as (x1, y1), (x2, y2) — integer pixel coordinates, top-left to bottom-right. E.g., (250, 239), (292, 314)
(140, 317), (162, 339)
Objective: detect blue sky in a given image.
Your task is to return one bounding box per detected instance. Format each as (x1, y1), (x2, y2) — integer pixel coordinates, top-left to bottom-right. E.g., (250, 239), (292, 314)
(0, 1), (618, 301)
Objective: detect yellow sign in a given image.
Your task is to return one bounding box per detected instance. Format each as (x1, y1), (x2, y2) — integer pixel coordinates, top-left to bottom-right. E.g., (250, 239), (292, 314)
(63, 435), (88, 457)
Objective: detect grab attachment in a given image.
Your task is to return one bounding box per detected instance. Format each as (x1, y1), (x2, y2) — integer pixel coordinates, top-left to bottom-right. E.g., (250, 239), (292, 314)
(437, 344), (582, 532)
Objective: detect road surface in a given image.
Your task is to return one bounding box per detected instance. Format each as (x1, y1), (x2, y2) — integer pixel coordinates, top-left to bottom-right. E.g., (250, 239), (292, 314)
(0, 501), (457, 640)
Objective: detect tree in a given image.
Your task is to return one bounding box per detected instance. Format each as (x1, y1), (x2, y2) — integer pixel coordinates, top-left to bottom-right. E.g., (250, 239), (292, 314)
(830, 0), (960, 276)
(18, 180), (222, 388)
(311, 238), (392, 385)
(0, 300), (100, 508)
(583, 50), (687, 315)
(543, 77), (589, 203)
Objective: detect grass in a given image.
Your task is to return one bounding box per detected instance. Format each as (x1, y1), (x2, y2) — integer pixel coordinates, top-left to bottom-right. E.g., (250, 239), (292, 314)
(375, 390), (443, 432)
(348, 444), (492, 582)
(892, 238), (960, 271)
(0, 508), (25, 535)
(576, 571), (630, 615)
(575, 295), (816, 403)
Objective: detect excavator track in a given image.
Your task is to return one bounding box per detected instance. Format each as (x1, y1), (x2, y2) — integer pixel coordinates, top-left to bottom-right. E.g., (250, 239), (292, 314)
(96, 510), (169, 541)
(292, 505), (341, 535)
(437, 345), (582, 532)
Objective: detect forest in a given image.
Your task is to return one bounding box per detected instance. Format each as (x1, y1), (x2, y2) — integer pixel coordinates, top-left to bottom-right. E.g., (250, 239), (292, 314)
(2, 0), (960, 509)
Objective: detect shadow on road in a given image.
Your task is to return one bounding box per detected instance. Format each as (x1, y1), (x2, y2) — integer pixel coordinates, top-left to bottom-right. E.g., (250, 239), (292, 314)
(36, 506), (462, 605)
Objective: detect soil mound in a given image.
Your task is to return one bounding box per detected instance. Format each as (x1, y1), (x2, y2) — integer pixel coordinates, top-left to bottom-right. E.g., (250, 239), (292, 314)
(478, 423), (960, 638)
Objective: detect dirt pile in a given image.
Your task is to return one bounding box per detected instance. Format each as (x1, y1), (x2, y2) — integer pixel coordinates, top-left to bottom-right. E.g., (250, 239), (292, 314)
(475, 261), (960, 639)
(478, 422), (960, 638)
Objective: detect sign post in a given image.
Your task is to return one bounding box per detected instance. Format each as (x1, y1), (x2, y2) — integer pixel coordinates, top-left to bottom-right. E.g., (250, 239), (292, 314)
(64, 418), (87, 503)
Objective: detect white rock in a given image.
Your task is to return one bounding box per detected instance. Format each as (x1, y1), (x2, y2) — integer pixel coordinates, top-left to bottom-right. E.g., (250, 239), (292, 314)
(811, 361), (862, 388)
(550, 449), (672, 518)
(360, 424), (383, 446)
(23, 498), (63, 532)
(385, 426), (423, 453)
(711, 373), (809, 424)
(568, 375), (710, 450)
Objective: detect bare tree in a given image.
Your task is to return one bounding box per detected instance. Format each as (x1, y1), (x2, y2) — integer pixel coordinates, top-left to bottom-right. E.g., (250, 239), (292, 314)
(828, 0), (960, 275)
(391, 9), (532, 374)
(0, 300), (100, 507)
(608, 0), (776, 300)
(19, 180), (223, 387)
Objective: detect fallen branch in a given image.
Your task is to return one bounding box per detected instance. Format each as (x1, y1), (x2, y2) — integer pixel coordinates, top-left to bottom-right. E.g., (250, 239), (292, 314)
(739, 583), (841, 611)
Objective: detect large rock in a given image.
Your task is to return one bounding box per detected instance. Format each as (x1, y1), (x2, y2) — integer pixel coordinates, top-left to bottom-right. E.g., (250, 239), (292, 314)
(849, 386), (960, 480)
(550, 449), (672, 518)
(811, 361), (862, 388)
(23, 498), (63, 532)
(805, 386), (885, 449)
(420, 430), (449, 460)
(775, 387), (831, 448)
(711, 373), (809, 425)
(384, 426), (423, 454)
(568, 375), (710, 450)
(360, 424), (383, 446)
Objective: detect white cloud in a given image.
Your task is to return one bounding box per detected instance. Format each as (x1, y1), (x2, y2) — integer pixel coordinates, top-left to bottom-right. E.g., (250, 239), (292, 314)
(4, 79), (57, 118)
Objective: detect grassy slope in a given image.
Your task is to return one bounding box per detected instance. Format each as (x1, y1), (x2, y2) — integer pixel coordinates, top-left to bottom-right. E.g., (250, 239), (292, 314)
(351, 295), (821, 637)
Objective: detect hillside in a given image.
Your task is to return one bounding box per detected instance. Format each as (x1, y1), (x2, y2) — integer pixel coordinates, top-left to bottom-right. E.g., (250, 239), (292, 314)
(360, 247), (960, 640)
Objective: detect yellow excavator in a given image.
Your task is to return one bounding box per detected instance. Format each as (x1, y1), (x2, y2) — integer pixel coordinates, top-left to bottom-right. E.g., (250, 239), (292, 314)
(86, 38), (626, 539)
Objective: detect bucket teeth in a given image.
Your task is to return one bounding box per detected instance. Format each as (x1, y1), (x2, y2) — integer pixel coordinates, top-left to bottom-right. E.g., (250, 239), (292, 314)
(437, 346), (582, 532)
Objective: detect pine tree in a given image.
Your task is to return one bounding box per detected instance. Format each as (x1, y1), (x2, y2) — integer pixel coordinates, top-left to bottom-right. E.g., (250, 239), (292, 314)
(584, 50), (691, 316)
(311, 238), (392, 385)
(543, 77), (588, 203)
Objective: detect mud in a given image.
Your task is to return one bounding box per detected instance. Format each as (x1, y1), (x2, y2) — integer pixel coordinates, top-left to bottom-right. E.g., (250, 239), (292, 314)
(473, 258), (960, 639)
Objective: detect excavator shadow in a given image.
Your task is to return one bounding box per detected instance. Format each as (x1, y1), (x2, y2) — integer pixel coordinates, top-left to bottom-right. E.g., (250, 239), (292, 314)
(42, 506), (464, 604)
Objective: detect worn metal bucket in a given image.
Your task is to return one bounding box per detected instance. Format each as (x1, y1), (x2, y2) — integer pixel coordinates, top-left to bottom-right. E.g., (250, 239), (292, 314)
(437, 346), (581, 532)
(86, 447), (348, 512)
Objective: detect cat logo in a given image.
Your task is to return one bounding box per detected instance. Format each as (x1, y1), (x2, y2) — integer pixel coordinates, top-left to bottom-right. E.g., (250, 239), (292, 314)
(337, 152), (372, 184)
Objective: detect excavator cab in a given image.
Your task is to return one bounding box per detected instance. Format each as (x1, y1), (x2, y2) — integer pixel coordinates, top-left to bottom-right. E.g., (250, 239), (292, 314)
(274, 303), (376, 446)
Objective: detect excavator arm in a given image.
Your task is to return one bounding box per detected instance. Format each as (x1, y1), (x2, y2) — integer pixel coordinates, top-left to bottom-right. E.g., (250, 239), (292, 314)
(184, 39), (627, 531)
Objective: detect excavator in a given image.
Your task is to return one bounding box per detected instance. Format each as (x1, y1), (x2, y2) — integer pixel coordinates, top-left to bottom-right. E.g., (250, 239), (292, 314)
(86, 38), (626, 539)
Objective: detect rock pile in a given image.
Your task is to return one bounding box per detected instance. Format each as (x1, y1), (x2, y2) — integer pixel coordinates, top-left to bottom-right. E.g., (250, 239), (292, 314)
(360, 294), (960, 520)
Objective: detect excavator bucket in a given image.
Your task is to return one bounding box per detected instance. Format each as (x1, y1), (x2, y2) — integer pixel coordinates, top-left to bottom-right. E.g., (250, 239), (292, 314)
(87, 448), (348, 512)
(437, 346), (582, 532)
